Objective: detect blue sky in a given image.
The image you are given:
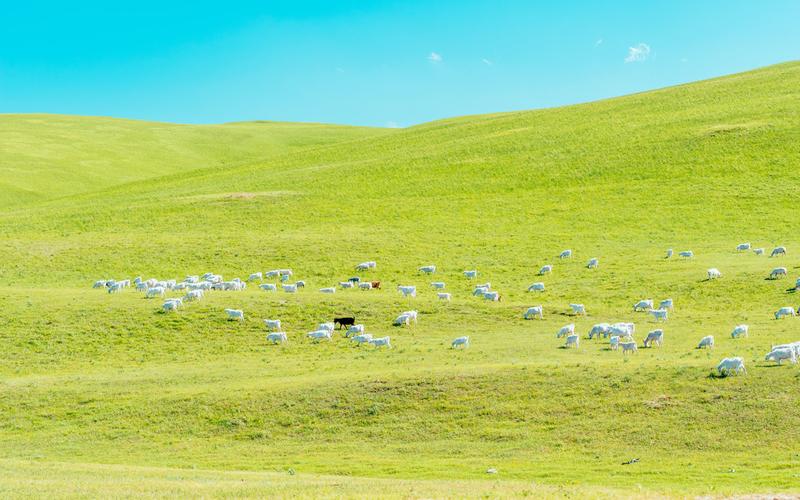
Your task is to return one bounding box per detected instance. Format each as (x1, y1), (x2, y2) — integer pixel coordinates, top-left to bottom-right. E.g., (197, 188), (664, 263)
(1, 1), (799, 127)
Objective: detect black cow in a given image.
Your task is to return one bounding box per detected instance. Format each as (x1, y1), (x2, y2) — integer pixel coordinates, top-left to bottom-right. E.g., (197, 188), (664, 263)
(334, 317), (356, 329)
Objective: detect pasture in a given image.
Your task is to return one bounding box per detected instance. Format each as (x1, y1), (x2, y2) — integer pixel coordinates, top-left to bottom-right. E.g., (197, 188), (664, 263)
(2, 62), (800, 497)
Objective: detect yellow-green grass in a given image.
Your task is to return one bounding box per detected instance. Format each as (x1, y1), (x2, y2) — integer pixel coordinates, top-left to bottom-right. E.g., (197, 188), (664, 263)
(1, 62), (800, 497)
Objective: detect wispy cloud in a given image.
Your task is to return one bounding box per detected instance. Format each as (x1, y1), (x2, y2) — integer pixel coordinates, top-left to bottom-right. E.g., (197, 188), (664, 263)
(481, 58), (493, 66)
(595, 38), (603, 47)
(428, 52), (442, 63)
(624, 43), (651, 63)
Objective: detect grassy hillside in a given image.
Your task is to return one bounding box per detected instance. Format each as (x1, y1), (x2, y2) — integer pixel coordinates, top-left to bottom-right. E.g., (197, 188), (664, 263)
(1, 62), (800, 497)
(0, 114), (389, 207)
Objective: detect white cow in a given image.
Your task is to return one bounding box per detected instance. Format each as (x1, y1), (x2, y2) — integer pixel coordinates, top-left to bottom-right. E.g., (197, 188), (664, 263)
(136, 282), (148, 291)
(538, 264), (552, 275)
(225, 309), (244, 321)
(307, 330), (332, 341)
(93, 280), (107, 288)
(267, 332), (288, 344)
(569, 303), (586, 316)
(559, 249), (572, 259)
(717, 357), (746, 376)
(731, 324), (749, 338)
(697, 335), (714, 349)
(765, 348), (797, 365)
(437, 292), (451, 301)
(265, 270), (280, 278)
(771, 246), (787, 257)
(282, 284), (298, 293)
(451, 336), (470, 349)
(586, 258), (599, 269)
(419, 265), (436, 274)
(146, 286), (166, 298)
(609, 336), (620, 350)
(770, 342), (800, 358)
(346, 324), (365, 337)
(665, 249), (673, 259)
(609, 323), (635, 338)
(369, 336), (392, 348)
(393, 314), (411, 327)
(472, 286), (490, 296)
(107, 283), (123, 294)
(431, 282), (446, 289)
(564, 334), (579, 349)
(184, 289), (204, 301)
(259, 283), (277, 292)
(643, 329), (663, 348)
(264, 319), (282, 331)
(658, 298), (674, 310)
(463, 270), (478, 278)
(162, 300), (179, 312)
(339, 281), (354, 289)
(648, 309), (668, 322)
(620, 341), (638, 354)
(483, 291), (500, 301)
(318, 322), (335, 332)
(736, 242), (751, 251)
(248, 272), (263, 281)
(707, 268), (722, 280)
(775, 307), (796, 320)
(523, 306), (543, 320)
(679, 251), (694, 258)
(753, 248), (765, 255)
(397, 285), (417, 298)
(359, 282), (373, 290)
(401, 310), (418, 324)
(320, 287), (336, 294)
(770, 267), (788, 279)
(588, 323), (611, 339)
(633, 299), (653, 312)
(527, 282), (546, 292)
(351, 334), (373, 345)
(556, 324), (575, 338)
(355, 262), (371, 271)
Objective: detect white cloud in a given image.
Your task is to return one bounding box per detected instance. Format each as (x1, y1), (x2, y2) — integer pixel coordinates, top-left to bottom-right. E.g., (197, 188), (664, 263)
(481, 58), (493, 66)
(625, 43), (651, 63)
(428, 52), (442, 63)
(595, 38), (603, 47)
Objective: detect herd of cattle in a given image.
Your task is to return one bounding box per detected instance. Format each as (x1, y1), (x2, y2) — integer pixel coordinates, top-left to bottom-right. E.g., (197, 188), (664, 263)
(93, 247), (800, 376)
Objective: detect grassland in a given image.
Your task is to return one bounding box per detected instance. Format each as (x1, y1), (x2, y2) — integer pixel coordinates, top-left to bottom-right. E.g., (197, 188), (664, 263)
(1, 62), (800, 497)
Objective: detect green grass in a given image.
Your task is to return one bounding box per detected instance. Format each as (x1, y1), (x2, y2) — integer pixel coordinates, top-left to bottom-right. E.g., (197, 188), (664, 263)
(2, 62), (800, 497)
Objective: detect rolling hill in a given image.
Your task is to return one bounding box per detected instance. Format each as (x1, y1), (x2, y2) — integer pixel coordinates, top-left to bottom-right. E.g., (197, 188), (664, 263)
(1, 62), (800, 497)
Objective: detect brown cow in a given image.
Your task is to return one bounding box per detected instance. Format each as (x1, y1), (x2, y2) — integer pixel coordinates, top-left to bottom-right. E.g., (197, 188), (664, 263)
(371, 281), (381, 289)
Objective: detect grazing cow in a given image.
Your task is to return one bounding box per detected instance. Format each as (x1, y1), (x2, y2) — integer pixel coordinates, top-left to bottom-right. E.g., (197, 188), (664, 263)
(419, 265), (436, 274)
(393, 314), (411, 327)
(771, 342), (800, 358)
(184, 289), (203, 301)
(731, 324), (749, 338)
(771, 246), (787, 257)
(355, 262), (370, 271)
(523, 306), (543, 320)
(765, 348), (797, 365)
(320, 287), (336, 294)
(318, 322), (335, 332)
(643, 329), (663, 348)
(351, 334), (373, 345)
(108, 283), (123, 294)
(609, 323), (634, 338)
(620, 341), (638, 354)
(588, 323), (611, 339)
(451, 336), (469, 349)
(483, 291), (501, 301)
(659, 298), (674, 310)
(770, 267), (788, 279)
(278, 269), (293, 277)
(538, 264), (553, 275)
(346, 324), (364, 337)
(586, 258), (599, 269)
(93, 280), (107, 289)
(717, 357), (746, 376)
(397, 285), (416, 298)
(359, 282), (373, 290)
(267, 332), (287, 344)
(569, 303), (586, 316)
(265, 270), (280, 278)
(348, 277), (361, 284)
(697, 335), (714, 349)
(280, 274), (290, 283)
(753, 248), (765, 255)
(559, 249), (572, 259)
(528, 282), (546, 292)
(679, 251), (694, 258)
(473, 286), (490, 296)
(437, 292), (451, 301)
(307, 330), (332, 341)
(146, 286), (166, 298)
(369, 336), (392, 348)
(264, 319), (282, 331)
(248, 272), (263, 281)
(556, 324), (575, 338)
(707, 268), (722, 280)
(736, 242), (751, 251)
(431, 282), (446, 289)
(334, 317), (356, 329)
(665, 249), (673, 259)
(339, 281), (355, 289)
(633, 299), (653, 312)
(225, 309), (244, 321)
(400, 310), (418, 324)
(648, 309), (668, 322)
(463, 270), (478, 278)
(609, 336), (620, 350)
(136, 282), (148, 291)
(259, 284), (277, 292)
(162, 301), (180, 312)
(282, 284), (298, 293)
(775, 307), (796, 320)
(371, 281), (381, 289)
(565, 334), (579, 349)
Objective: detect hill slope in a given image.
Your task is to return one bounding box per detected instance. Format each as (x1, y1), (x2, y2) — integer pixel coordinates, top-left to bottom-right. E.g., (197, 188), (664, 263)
(0, 114), (390, 207)
(1, 62), (800, 497)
